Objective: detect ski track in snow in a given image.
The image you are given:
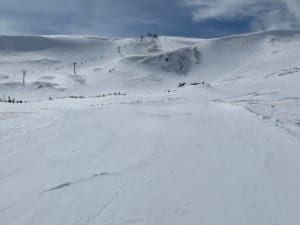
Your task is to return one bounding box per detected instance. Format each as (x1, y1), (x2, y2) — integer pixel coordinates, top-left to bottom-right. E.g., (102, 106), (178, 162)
(42, 172), (118, 193)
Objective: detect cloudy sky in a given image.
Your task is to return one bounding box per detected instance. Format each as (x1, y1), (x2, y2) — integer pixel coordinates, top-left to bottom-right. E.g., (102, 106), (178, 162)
(0, 0), (299, 37)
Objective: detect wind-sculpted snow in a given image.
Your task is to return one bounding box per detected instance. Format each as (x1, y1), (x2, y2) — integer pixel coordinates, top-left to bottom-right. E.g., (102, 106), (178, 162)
(0, 30), (300, 225)
(124, 46), (201, 75)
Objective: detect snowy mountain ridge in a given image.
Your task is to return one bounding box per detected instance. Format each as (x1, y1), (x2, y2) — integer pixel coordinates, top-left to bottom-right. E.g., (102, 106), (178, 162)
(0, 29), (299, 97)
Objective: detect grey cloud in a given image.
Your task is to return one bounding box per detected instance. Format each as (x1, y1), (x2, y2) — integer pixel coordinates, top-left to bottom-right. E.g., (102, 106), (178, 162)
(0, 0), (298, 37)
(0, 16), (20, 34)
(180, 0), (300, 31)
(0, 0), (163, 36)
(285, 0), (300, 20)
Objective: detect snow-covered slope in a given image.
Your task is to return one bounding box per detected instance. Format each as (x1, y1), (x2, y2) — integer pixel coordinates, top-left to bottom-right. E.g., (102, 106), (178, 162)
(0, 30), (299, 96)
(1, 30), (300, 225)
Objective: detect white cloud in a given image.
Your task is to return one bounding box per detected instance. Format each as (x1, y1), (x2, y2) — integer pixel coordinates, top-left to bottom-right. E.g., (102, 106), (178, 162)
(181, 0), (300, 31)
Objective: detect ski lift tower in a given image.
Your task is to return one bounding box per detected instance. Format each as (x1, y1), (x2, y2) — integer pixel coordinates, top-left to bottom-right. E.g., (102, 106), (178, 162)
(73, 62), (77, 75)
(22, 70), (27, 86)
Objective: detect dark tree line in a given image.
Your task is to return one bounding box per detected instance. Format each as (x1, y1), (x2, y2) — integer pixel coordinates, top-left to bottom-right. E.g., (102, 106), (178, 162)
(140, 33), (159, 41)
(0, 96), (24, 104)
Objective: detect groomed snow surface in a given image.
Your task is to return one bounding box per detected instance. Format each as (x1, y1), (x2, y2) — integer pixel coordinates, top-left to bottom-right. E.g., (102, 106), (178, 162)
(0, 30), (300, 225)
